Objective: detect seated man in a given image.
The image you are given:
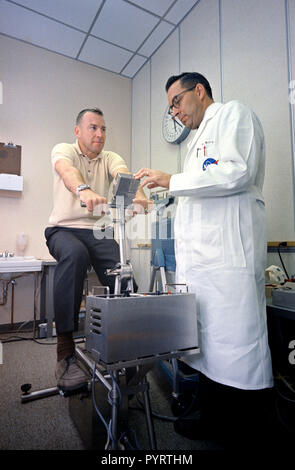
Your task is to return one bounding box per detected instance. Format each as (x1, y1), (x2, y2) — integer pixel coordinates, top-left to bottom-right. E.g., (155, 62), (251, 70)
(45, 107), (147, 393)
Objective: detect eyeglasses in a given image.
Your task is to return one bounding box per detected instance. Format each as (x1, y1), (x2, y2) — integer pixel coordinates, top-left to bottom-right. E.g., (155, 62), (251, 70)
(168, 85), (196, 115)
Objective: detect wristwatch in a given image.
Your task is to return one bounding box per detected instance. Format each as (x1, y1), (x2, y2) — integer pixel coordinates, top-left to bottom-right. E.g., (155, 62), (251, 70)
(76, 184), (91, 197)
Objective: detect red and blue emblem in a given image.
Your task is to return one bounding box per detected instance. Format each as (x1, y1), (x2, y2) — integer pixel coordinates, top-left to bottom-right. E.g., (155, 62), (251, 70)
(202, 158), (219, 171)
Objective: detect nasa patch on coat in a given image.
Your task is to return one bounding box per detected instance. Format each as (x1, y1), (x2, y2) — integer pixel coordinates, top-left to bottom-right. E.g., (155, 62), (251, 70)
(202, 158), (219, 171)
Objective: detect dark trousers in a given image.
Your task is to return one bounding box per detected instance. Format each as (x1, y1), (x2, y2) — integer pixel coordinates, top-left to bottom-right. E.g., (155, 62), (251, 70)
(175, 368), (276, 446)
(45, 226), (137, 334)
(197, 373), (275, 444)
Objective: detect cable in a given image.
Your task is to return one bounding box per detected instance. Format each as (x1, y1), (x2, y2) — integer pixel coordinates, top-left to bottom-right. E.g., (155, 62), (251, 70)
(33, 338), (57, 345)
(105, 420), (112, 450)
(278, 242), (290, 279)
(119, 429), (141, 450)
(0, 333), (85, 345)
(107, 371), (142, 450)
(130, 429), (141, 450)
(121, 432), (135, 450)
(0, 324), (35, 340)
(91, 362), (114, 449)
(276, 372), (295, 395)
(275, 397), (295, 433)
(275, 372), (295, 403)
(273, 370), (295, 432)
(276, 387), (295, 403)
(108, 370), (122, 406)
(0, 336), (57, 345)
(135, 393), (177, 422)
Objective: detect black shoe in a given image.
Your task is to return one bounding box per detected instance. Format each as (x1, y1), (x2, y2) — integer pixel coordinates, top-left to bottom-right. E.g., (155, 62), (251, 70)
(174, 410), (208, 440)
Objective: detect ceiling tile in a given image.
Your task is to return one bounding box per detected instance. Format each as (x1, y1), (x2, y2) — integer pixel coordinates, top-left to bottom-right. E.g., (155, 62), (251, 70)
(91, 0), (159, 51)
(165, 0), (198, 25)
(79, 36), (133, 73)
(127, 0), (175, 17)
(121, 54), (147, 78)
(0, 1), (85, 57)
(11, 0), (102, 32)
(138, 20), (174, 57)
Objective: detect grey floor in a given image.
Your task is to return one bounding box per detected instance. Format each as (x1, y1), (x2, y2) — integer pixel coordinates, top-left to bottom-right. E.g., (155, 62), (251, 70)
(0, 331), (222, 451)
(0, 333), (85, 450)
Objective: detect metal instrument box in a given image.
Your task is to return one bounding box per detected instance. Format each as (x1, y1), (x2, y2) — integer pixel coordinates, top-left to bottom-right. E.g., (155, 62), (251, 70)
(85, 293), (198, 364)
(109, 172), (140, 208)
(272, 288), (295, 309)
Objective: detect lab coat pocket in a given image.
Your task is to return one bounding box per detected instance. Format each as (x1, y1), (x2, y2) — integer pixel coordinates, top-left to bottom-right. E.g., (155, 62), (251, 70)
(192, 223), (225, 267)
(182, 201), (225, 268)
(224, 195), (246, 268)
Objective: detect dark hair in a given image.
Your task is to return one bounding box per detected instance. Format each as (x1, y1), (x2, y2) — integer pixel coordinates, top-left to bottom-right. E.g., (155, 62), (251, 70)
(165, 72), (213, 99)
(76, 108), (104, 125)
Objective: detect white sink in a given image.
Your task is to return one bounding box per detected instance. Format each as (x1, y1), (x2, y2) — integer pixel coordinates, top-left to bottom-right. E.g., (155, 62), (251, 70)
(0, 256), (42, 273)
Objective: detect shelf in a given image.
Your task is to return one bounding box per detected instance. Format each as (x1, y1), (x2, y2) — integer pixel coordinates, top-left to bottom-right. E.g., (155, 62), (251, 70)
(267, 242), (295, 253)
(0, 173), (23, 192)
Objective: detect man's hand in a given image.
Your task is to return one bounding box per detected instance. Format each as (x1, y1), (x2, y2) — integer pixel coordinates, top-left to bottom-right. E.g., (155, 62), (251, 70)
(79, 189), (108, 213)
(133, 168), (171, 190)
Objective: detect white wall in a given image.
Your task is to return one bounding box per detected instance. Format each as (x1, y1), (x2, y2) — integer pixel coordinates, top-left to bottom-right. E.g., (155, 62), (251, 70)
(0, 35), (131, 325)
(222, 0), (293, 241)
(131, 0), (295, 243)
(131, 61), (151, 173)
(0, 35), (131, 259)
(180, 0), (221, 168)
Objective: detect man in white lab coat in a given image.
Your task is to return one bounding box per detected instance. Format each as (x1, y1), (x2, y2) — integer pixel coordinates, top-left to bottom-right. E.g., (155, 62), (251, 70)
(134, 72), (274, 441)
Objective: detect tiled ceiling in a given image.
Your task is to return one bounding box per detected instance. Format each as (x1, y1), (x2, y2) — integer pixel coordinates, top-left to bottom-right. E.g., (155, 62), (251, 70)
(0, 0), (199, 78)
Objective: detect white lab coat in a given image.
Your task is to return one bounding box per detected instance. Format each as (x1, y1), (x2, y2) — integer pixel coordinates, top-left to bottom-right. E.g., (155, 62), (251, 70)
(170, 101), (273, 390)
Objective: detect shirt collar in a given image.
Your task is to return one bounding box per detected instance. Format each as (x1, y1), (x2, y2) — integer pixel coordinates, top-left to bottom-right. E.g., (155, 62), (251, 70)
(202, 102), (223, 122)
(186, 102), (223, 151)
(74, 140), (102, 161)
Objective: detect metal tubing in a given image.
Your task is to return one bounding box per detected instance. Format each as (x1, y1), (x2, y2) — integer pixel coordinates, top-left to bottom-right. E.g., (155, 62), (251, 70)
(75, 347), (112, 392)
(110, 370), (119, 449)
(142, 376), (157, 450)
(46, 265), (55, 338)
(171, 358), (180, 398)
(10, 280), (15, 330)
(149, 267), (156, 292)
(114, 275), (121, 297)
(117, 204), (127, 266)
(160, 267), (167, 292)
(21, 387), (59, 403)
(33, 272), (38, 339)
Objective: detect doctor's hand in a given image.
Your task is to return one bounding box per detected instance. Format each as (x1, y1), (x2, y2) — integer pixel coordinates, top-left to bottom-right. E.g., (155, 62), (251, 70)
(133, 168), (171, 190)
